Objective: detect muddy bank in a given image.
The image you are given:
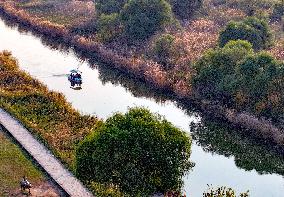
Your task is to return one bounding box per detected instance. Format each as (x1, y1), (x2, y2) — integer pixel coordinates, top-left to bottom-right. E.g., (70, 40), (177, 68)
(0, 2), (283, 147)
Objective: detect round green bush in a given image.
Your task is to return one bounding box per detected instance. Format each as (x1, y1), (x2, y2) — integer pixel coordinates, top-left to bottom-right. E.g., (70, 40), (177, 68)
(219, 17), (272, 50)
(76, 107), (192, 196)
(193, 40), (253, 99)
(151, 34), (180, 69)
(120, 0), (174, 40)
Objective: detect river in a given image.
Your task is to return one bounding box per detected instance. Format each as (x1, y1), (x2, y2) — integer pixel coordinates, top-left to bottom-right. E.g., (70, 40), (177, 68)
(0, 17), (283, 196)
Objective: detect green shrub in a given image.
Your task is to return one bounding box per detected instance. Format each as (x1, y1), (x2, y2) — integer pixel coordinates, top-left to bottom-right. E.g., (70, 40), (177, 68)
(76, 107), (192, 196)
(219, 17), (272, 50)
(193, 40), (253, 100)
(120, 0), (174, 40)
(224, 52), (283, 117)
(193, 39), (284, 119)
(271, 1), (284, 21)
(97, 13), (122, 42)
(151, 34), (185, 69)
(168, 0), (203, 19)
(95, 0), (127, 14)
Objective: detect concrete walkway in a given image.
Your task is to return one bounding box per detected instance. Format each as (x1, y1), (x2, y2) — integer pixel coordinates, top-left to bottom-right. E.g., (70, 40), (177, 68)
(0, 108), (94, 197)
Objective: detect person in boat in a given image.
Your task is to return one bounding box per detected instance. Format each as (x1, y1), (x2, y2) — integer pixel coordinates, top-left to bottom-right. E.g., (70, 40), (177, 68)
(69, 70), (82, 87)
(74, 72), (82, 85)
(74, 72), (81, 79)
(70, 73), (75, 87)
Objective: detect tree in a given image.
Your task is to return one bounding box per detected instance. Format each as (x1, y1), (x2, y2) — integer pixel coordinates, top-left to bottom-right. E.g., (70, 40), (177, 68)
(168, 0), (203, 19)
(151, 34), (186, 69)
(76, 107), (192, 196)
(270, 1), (284, 21)
(219, 17), (272, 50)
(95, 0), (127, 14)
(193, 40), (253, 100)
(120, 0), (174, 40)
(97, 13), (122, 42)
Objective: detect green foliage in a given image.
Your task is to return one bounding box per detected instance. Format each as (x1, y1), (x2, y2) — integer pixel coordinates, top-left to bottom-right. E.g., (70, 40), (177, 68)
(203, 186), (249, 197)
(89, 182), (126, 197)
(271, 1), (284, 21)
(167, 0), (203, 19)
(76, 107), (192, 196)
(120, 0), (174, 40)
(95, 0), (127, 14)
(232, 52), (283, 117)
(219, 17), (272, 50)
(151, 34), (185, 69)
(193, 40), (284, 120)
(97, 13), (122, 42)
(193, 40), (253, 100)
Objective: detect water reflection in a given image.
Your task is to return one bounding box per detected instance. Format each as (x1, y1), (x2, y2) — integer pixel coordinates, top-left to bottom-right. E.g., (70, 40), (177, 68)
(191, 119), (284, 176)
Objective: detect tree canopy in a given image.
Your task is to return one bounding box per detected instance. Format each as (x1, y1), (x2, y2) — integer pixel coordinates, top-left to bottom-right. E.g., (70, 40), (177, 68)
(193, 40), (253, 100)
(95, 0), (127, 14)
(76, 107), (192, 196)
(219, 17), (272, 50)
(168, 0), (203, 19)
(193, 40), (284, 119)
(121, 0), (174, 40)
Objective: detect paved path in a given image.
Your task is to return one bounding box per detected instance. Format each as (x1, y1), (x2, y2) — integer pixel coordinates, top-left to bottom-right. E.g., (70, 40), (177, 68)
(0, 108), (94, 197)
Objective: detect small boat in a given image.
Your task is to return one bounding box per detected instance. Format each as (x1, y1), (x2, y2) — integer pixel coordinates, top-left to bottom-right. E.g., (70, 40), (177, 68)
(68, 69), (82, 87)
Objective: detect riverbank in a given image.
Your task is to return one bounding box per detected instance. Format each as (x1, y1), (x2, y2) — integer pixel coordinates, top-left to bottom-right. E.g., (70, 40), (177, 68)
(0, 1), (283, 147)
(0, 50), (99, 170)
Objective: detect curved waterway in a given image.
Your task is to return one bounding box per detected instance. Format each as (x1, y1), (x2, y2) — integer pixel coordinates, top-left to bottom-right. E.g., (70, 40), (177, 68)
(0, 18), (283, 196)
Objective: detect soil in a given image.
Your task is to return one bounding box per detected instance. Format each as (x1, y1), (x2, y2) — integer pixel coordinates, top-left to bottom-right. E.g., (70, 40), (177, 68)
(10, 181), (63, 197)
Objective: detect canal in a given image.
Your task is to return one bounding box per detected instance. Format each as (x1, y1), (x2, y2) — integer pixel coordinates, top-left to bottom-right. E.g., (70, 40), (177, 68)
(0, 17), (283, 196)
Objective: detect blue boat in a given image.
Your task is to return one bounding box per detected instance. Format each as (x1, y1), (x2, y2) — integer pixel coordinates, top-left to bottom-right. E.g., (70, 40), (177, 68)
(68, 69), (82, 87)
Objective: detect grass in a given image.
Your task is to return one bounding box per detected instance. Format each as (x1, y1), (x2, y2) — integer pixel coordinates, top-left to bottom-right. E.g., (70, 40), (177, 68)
(0, 128), (44, 196)
(0, 51), (100, 171)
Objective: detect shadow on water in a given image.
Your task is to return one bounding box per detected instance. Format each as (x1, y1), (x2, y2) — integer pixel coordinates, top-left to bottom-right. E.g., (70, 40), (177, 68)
(191, 118), (284, 176)
(1, 14), (284, 179)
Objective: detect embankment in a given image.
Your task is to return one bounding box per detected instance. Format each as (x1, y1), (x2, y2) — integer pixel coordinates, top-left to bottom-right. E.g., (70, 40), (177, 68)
(0, 50), (99, 170)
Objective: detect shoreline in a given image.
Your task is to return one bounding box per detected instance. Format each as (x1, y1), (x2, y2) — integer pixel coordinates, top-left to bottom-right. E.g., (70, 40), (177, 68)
(0, 2), (283, 146)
